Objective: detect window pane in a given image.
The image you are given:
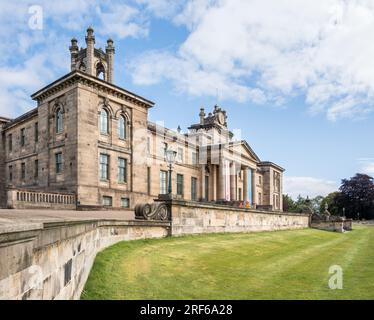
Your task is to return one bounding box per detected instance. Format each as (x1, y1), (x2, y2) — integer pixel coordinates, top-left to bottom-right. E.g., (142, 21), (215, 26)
(191, 177), (197, 200)
(177, 174), (183, 196)
(118, 116), (126, 139)
(160, 171), (168, 194)
(102, 196), (112, 206)
(100, 109), (109, 134)
(56, 109), (63, 133)
(100, 154), (109, 180)
(121, 198), (129, 208)
(118, 158), (127, 183)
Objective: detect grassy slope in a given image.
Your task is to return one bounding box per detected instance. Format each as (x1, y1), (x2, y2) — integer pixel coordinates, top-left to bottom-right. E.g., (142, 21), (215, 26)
(81, 225), (374, 300)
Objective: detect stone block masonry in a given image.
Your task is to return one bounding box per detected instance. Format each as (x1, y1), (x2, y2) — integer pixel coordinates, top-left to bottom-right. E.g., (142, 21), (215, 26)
(0, 200), (310, 300)
(170, 200), (310, 236)
(0, 219), (170, 300)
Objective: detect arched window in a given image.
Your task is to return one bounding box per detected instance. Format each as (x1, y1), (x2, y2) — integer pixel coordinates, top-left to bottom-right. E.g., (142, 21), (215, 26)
(100, 108), (109, 134)
(96, 62), (105, 80)
(56, 108), (63, 133)
(118, 115), (126, 140)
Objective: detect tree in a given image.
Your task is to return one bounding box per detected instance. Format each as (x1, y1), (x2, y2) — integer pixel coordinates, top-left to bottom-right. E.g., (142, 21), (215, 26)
(336, 174), (374, 220)
(320, 192), (340, 216)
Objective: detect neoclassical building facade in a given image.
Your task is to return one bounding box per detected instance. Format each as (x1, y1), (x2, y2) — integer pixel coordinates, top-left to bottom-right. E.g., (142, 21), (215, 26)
(0, 28), (284, 211)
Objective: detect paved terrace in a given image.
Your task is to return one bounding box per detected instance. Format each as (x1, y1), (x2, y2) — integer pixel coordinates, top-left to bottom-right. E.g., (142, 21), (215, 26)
(0, 209), (134, 233)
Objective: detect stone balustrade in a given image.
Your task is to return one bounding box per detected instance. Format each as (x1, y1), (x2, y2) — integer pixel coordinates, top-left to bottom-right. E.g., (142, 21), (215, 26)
(7, 189), (76, 210)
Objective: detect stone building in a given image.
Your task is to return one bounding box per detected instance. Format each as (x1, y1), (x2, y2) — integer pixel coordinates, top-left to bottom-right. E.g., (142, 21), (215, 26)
(0, 28), (284, 211)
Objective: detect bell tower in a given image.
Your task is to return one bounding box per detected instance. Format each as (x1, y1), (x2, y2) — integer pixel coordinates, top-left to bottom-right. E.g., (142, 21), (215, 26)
(69, 27), (115, 83)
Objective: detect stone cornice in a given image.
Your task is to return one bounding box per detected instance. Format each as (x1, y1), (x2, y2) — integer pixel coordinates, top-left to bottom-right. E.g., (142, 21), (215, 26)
(31, 70), (155, 108)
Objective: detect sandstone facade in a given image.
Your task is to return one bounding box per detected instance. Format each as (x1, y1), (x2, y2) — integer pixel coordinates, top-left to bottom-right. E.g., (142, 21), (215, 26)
(0, 28), (284, 211)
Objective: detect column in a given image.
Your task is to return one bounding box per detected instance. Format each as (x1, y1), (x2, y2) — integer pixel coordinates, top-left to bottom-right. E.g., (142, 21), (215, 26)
(211, 165), (217, 201)
(230, 162), (236, 201)
(251, 169), (256, 207)
(200, 165), (205, 201)
(217, 161), (226, 201)
(243, 167), (248, 203)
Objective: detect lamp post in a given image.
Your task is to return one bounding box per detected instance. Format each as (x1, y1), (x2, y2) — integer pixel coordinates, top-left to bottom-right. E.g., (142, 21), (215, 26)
(165, 148), (177, 196)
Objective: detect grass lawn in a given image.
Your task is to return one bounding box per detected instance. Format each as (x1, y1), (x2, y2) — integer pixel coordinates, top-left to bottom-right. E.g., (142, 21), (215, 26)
(81, 225), (374, 300)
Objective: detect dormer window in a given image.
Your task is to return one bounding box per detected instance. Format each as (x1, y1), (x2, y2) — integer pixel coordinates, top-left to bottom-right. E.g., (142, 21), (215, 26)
(100, 108), (109, 135)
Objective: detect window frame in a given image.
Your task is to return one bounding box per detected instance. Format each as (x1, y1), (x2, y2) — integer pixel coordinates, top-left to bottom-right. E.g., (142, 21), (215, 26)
(191, 177), (197, 201)
(118, 157), (127, 183)
(118, 115), (127, 140)
(55, 108), (63, 134)
(100, 108), (110, 135)
(100, 154), (110, 181)
(55, 152), (63, 174)
(160, 170), (168, 195)
(176, 174), (184, 197)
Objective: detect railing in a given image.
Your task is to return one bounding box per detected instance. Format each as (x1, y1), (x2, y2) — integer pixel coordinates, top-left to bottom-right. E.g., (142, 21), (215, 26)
(7, 189), (76, 209)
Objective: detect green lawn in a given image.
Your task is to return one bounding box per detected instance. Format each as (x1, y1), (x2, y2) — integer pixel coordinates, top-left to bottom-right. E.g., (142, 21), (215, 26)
(81, 225), (374, 300)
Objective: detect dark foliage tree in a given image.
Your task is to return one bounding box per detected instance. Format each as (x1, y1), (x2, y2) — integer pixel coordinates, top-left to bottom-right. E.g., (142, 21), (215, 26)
(336, 174), (374, 220)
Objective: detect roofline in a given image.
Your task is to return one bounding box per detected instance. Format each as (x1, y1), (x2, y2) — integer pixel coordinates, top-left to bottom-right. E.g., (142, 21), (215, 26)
(258, 161), (285, 172)
(3, 108), (38, 130)
(31, 70), (155, 108)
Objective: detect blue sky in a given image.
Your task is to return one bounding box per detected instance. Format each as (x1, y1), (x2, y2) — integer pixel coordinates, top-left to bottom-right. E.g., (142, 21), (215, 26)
(0, 0), (373, 198)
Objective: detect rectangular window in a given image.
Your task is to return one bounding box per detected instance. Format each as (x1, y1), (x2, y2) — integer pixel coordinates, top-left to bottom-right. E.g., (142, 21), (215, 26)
(147, 137), (151, 155)
(205, 176), (209, 201)
(160, 170), (168, 194)
(102, 196), (112, 206)
(191, 177), (197, 201)
(21, 163), (26, 180)
(100, 154), (109, 180)
(162, 142), (168, 158)
(8, 134), (12, 152)
(34, 159), (38, 178)
(20, 128), (25, 147)
(177, 147), (184, 163)
(238, 188), (242, 201)
(55, 152), (63, 174)
(176, 174), (184, 196)
(191, 152), (198, 165)
(35, 122), (38, 143)
(9, 165), (13, 182)
(147, 167), (151, 195)
(121, 197), (130, 208)
(118, 158), (127, 183)
(259, 175), (262, 185)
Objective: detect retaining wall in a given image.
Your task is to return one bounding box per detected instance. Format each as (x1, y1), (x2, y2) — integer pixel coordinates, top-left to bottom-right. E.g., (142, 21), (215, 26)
(0, 220), (170, 300)
(170, 200), (310, 236)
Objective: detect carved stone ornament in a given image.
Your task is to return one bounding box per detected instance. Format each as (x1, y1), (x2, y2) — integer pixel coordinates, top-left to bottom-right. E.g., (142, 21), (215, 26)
(135, 202), (170, 220)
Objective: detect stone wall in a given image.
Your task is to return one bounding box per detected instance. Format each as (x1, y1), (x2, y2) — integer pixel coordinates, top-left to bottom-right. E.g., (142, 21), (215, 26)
(170, 200), (310, 236)
(0, 219), (170, 300)
(311, 219), (353, 233)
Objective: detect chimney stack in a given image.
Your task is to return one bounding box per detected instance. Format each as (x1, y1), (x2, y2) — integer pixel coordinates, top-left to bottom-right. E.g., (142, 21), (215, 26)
(85, 26), (95, 76)
(106, 38), (115, 83)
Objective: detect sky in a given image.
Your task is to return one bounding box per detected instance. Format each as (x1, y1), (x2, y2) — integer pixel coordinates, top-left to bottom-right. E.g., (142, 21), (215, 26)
(0, 0), (373, 199)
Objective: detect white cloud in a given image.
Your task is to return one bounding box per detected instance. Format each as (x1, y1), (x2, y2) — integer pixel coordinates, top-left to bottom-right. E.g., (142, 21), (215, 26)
(358, 158), (374, 175)
(0, 0), (151, 117)
(129, 0), (374, 120)
(284, 176), (338, 199)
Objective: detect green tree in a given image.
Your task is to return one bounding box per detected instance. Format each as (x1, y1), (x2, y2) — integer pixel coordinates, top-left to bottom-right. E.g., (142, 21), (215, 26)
(320, 192), (340, 216)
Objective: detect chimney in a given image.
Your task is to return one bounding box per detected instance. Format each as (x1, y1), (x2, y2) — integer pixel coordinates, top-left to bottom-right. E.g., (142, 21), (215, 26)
(69, 38), (79, 71)
(199, 107), (205, 125)
(85, 26), (95, 76)
(106, 38), (115, 83)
